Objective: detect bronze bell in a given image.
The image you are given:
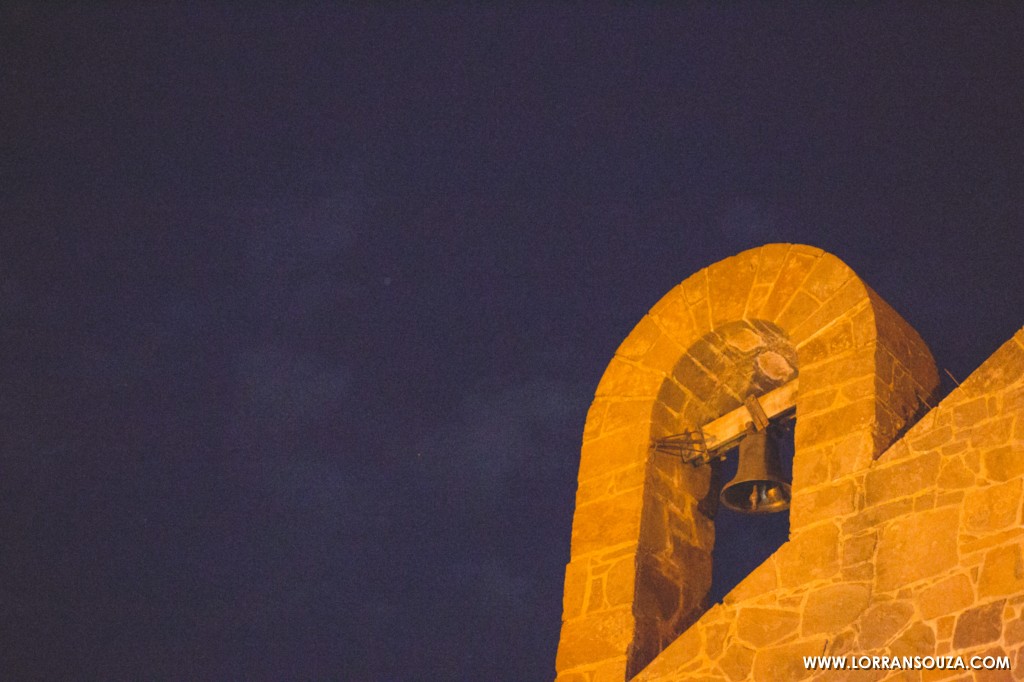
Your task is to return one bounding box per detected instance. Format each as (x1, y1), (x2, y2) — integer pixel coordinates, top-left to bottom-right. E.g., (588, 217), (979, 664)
(720, 426), (791, 514)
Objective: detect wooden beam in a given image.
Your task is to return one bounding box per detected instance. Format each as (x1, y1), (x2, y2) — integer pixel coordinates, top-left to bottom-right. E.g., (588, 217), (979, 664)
(701, 378), (798, 453)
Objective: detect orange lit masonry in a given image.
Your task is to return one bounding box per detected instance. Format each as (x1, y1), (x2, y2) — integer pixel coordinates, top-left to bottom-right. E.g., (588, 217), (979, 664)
(556, 244), (1024, 681)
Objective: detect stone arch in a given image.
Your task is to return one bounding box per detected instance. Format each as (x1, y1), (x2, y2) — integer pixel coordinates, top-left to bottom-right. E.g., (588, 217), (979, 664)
(556, 244), (938, 681)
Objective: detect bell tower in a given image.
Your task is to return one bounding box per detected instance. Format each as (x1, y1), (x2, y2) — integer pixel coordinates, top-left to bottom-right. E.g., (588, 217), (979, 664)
(555, 244), (939, 680)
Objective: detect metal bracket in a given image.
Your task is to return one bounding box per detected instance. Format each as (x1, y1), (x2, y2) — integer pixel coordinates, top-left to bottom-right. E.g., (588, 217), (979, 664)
(650, 428), (713, 466)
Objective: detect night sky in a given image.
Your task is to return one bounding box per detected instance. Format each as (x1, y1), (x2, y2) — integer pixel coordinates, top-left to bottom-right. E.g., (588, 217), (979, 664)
(3, 5), (1024, 680)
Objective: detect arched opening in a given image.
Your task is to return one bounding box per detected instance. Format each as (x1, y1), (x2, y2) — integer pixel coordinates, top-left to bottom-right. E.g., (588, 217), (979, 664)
(630, 320), (798, 675)
(557, 245), (940, 682)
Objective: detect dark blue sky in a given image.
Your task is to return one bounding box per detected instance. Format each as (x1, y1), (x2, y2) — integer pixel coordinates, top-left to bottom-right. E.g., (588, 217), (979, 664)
(3, 5), (1023, 680)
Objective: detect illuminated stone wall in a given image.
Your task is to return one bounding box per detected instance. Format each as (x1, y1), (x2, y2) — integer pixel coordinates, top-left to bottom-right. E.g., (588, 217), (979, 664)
(630, 328), (1024, 681)
(554, 244), (1024, 681)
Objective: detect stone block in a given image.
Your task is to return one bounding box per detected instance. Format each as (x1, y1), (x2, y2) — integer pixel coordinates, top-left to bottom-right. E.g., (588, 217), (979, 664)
(650, 294), (702, 344)
(836, 302), (871, 348)
(864, 452), (939, 507)
(843, 531), (877, 566)
(827, 434), (877, 478)
(984, 445), (1024, 483)
(602, 555), (636, 608)
(583, 400), (607, 442)
(570, 489), (644, 556)
(562, 560), (589, 620)
(802, 583), (871, 635)
(592, 656), (629, 682)
(979, 545), (1024, 599)
(680, 269), (708, 306)
(615, 315), (665, 361)
(799, 344), (874, 381)
(839, 374), (877, 404)
(578, 428), (647, 484)
(966, 334), (1024, 394)
(799, 251), (850, 302)
(718, 643), (755, 682)
(789, 276), (866, 344)
(744, 283), (775, 320)
(735, 607), (800, 647)
(759, 248), (820, 320)
(556, 605), (634, 671)
(1005, 617), (1024, 646)
(595, 357), (665, 398)
(727, 323), (769, 356)
(791, 444), (832, 489)
(934, 487), (963, 507)
(1007, 385), (1024, 412)
(937, 614), (956, 640)
(754, 348), (796, 383)
(598, 542), (638, 564)
(635, 546), (708, 622)
(873, 344), (901, 388)
(649, 283), (686, 317)
(938, 456), (977, 489)
(876, 506), (959, 591)
(953, 397), (990, 430)
(857, 600), (914, 649)
(575, 461), (646, 504)
(907, 423), (953, 454)
(828, 627), (859, 656)
(890, 621), (936, 659)
(708, 251), (758, 325)
(942, 436), (966, 456)
(705, 622), (729, 660)
(960, 527), (1024, 556)
(798, 385), (839, 417)
(775, 289), (824, 332)
(777, 522), (841, 588)
(797, 398), (876, 450)
(972, 416), (1014, 451)
(687, 298), (713, 336)
(671, 352), (720, 402)
(585, 575), (607, 613)
(796, 387), (840, 417)
(962, 479), (1022, 536)
(953, 600), (1006, 649)
(590, 398), (653, 437)
(655, 375), (689, 413)
(796, 319), (857, 366)
(649, 400), (681, 438)
(919, 573), (975, 619)
(751, 243), (792, 288)
(790, 477), (858, 528)
(686, 336), (727, 375)
(842, 496), (915, 536)
(751, 637), (828, 682)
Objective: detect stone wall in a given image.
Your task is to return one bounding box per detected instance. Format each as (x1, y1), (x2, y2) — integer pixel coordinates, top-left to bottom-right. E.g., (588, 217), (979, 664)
(556, 244), (942, 680)
(631, 327), (1024, 682)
